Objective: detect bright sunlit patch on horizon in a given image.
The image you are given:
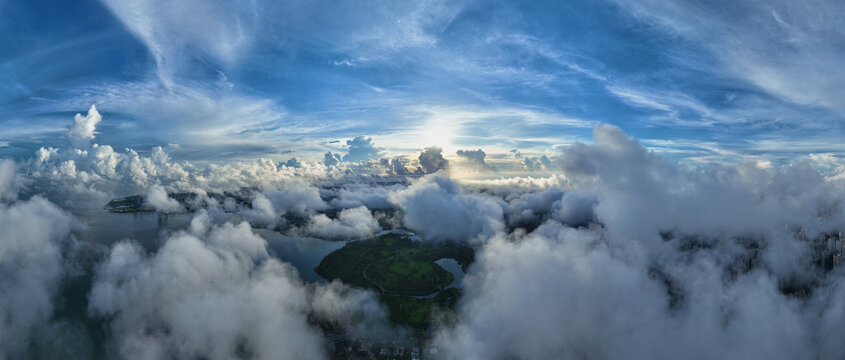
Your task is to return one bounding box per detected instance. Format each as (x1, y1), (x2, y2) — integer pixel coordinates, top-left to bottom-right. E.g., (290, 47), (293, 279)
(421, 123), (455, 154)
(419, 114), (459, 154)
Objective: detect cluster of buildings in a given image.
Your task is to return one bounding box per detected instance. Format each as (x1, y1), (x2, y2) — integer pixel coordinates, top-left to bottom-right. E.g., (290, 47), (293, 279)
(786, 225), (845, 271)
(731, 248), (761, 277)
(727, 227), (845, 279)
(807, 230), (845, 270)
(326, 332), (431, 360)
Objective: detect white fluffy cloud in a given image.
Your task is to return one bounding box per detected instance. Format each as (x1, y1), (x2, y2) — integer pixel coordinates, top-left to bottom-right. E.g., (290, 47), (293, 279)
(88, 211), (392, 360)
(15, 116), (845, 360)
(343, 136), (384, 163)
(561, 124), (845, 251)
(550, 190), (596, 226)
(434, 223), (825, 360)
(306, 206), (382, 240)
(145, 184), (184, 213)
(0, 159), (22, 202)
(388, 174), (503, 243)
(66, 105), (102, 148)
(433, 124), (845, 359)
(0, 162), (74, 359)
(434, 226), (672, 359)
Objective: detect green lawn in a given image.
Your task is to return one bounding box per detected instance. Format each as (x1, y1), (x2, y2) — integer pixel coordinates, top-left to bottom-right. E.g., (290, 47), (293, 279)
(314, 233), (473, 327)
(315, 233), (473, 297)
(389, 261), (432, 276)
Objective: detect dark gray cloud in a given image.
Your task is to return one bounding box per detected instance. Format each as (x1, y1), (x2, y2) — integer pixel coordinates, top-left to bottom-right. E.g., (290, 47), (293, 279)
(418, 146), (449, 174)
(455, 149), (489, 169)
(374, 157), (423, 176)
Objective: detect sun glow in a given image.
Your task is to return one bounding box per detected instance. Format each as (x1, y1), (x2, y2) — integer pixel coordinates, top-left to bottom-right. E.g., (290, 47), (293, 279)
(420, 121), (456, 153)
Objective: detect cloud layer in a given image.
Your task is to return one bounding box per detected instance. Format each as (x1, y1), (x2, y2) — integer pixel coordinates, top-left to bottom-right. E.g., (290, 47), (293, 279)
(0, 165), (74, 360)
(9, 116), (845, 359)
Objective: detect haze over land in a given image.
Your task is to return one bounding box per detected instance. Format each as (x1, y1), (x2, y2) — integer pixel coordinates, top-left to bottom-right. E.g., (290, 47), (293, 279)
(4, 1), (845, 360)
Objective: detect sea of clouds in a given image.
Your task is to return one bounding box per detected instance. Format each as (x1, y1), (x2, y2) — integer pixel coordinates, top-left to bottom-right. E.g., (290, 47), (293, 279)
(5, 108), (845, 359)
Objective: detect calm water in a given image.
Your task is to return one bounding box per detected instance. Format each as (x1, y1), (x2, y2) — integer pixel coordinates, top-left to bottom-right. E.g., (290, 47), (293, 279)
(256, 229), (347, 283)
(70, 206), (192, 250)
(67, 204), (345, 284)
(435, 258), (465, 289)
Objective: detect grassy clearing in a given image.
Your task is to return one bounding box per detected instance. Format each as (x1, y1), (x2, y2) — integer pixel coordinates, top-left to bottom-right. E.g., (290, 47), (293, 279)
(316, 233), (473, 295)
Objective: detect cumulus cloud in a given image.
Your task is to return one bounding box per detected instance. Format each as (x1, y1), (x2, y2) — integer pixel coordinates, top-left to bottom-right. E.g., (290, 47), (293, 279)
(263, 182), (329, 217)
(281, 157), (302, 168)
(145, 184), (184, 213)
(66, 105), (102, 148)
(456, 149), (494, 171)
(306, 206), (382, 240)
(559, 124), (845, 248)
(456, 149), (485, 165)
(236, 181), (331, 229)
(343, 136), (384, 163)
(550, 191), (596, 227)
(88, 211), (393, 360)
(418, 146), (449, 174)
(499, 188), (566, 230)
(88, 216), (324, 359)
(522, 154), (552, 171)
(509, 149), (553, 171)
(378, 157), (422, 176)
(433, 224), (812, 359)
(28, 124), (345, 201)
(0, 162), (75, 359)
(330, 182), (404, 210)
(434, 227), (672, 359)
(17, 114), (845, 360)
(0, 159), (22, 202)
(309, 280), (397, 341)
(323, 152), (342, 167)
(462, 174), (570, 193)
(388, 174), (503, 243)
(432, 124), (845, 359)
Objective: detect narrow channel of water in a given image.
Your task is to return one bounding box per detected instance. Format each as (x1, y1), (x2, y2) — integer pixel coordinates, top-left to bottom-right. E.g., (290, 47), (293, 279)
(435, 258), (465, 289)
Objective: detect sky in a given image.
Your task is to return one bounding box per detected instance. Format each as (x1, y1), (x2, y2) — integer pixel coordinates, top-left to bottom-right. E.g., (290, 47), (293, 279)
(3, 0), (845, 166)
(10, 2), (845, 359)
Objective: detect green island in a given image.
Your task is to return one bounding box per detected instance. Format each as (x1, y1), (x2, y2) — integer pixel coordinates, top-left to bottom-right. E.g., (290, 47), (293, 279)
(315, 232), (474, 328)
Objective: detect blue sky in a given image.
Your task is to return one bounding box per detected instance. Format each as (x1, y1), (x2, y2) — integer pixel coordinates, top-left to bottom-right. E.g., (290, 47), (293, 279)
(2, 0), (844, 165)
